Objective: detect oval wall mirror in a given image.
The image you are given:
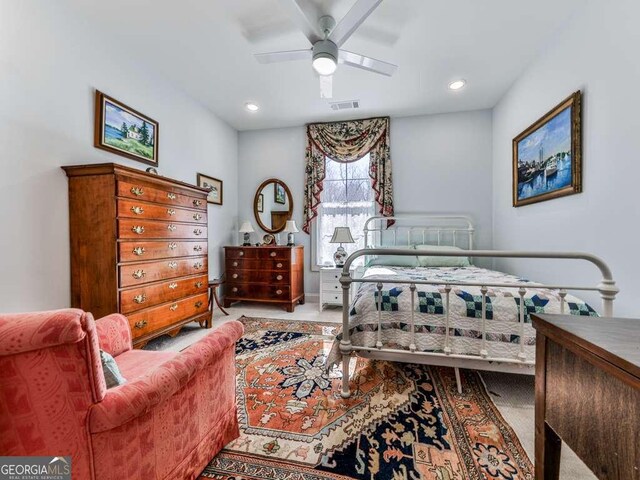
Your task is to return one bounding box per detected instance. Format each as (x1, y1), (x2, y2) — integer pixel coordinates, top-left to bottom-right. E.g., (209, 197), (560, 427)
(253, 178), (293, 233)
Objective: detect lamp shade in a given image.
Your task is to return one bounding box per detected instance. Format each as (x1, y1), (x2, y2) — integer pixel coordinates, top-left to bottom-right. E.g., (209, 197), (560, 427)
(283, 220), (299, 233)
(330, 227), (355, 244)
(239, 221), (255, 233)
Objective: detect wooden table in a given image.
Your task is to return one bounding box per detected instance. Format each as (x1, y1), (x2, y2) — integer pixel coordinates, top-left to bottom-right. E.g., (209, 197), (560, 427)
(208, 278), (229, 326)
(532, 314), (640, 480)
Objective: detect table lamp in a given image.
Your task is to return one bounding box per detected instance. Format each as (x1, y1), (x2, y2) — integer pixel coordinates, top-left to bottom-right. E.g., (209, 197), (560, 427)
(283, 220), (299, 246)
(330, 226), (355, 267)
(239, 221), (254, 246)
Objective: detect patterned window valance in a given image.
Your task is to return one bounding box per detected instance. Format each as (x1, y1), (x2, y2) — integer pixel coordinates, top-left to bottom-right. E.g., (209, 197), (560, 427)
(303, 117), (394, 234)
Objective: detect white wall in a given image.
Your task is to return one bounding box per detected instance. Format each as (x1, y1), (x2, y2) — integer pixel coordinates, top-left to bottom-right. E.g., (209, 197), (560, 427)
(492, 0), (640, 316)
(237, 126), (312, 286)
(391, 111), (494, 254)
(0, 1), (238, 312)
(238, 110), (494, 296)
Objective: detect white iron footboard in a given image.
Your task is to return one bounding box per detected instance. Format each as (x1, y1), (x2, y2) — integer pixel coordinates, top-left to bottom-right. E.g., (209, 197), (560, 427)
(337, 248), (618, 398)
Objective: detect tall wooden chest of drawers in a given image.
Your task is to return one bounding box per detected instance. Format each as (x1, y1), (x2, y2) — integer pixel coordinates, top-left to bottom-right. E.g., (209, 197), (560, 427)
(223, 246), (304, 312)
(63, 163), (211, 347)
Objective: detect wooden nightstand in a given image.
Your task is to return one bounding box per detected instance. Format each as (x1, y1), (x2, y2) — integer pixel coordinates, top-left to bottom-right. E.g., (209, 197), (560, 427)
(319, 267), (361, 311)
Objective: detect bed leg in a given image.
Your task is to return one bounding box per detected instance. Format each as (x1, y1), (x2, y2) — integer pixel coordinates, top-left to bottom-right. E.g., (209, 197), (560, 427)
(341, 355), (351, 398)
(454, 367), (463, 394)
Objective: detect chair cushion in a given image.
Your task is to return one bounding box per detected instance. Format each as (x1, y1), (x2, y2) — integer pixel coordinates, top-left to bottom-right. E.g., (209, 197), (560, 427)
(115, 349), (178, 381)
(100, 350), (127, 388)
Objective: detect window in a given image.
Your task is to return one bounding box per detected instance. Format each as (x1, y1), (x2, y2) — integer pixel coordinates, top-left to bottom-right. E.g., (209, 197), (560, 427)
(313, 154), (375, 267)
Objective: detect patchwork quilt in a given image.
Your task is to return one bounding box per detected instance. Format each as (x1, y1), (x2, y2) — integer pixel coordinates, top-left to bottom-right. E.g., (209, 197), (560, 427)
(327, 265), (597, 367)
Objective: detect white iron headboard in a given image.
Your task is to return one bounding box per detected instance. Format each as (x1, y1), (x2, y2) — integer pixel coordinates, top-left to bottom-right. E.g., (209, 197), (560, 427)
(364, 215), (475, 250)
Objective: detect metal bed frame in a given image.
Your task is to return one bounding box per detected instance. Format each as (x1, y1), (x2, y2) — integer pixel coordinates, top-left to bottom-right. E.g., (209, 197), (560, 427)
(337, 215), (618, 397)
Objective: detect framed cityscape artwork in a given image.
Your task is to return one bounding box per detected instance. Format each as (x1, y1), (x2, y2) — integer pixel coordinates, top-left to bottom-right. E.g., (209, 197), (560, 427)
(513, 91), (582, 207)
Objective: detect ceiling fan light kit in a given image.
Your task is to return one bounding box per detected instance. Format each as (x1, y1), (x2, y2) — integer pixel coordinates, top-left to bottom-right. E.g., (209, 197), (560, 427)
(255, 0), (397, 99)
(312, 40), (338, 76)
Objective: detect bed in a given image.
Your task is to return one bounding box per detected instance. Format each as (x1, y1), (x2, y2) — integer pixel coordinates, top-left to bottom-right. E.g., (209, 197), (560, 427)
(332, 215), (619, 397)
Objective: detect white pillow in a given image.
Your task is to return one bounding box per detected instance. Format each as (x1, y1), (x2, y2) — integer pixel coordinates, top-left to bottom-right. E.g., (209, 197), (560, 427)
(413, 245), (471, 268)
(367, 246), (420, 267)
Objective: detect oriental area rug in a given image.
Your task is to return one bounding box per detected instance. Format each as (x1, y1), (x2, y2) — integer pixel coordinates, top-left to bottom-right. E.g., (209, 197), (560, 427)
(199, 317), (533, 480)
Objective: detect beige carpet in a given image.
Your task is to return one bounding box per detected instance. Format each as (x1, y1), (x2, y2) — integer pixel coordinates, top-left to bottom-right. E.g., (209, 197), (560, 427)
(482, 371), (595, 479)
(146, 302), (595, 479)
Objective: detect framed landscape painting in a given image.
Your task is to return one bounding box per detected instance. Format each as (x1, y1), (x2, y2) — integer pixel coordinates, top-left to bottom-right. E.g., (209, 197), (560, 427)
(197, 173), (223, 205)
(512, 91), (582, 207)
(94, 90), (159, 166)
(274, 182), (286, 204)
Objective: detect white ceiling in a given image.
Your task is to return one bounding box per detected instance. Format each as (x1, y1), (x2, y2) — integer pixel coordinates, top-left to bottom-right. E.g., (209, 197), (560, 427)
(70, 0), (585, 131)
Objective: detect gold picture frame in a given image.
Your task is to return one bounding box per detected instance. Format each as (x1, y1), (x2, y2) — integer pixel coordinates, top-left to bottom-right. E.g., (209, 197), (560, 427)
(94, 90), (159, 166)
(512, 91), (582, 207)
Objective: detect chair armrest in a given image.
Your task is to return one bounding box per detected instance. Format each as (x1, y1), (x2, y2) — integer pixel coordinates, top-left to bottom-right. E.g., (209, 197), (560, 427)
(95, 313), (132, 357)
(88, 320), (243, 433)
(0, 309), (89, 356)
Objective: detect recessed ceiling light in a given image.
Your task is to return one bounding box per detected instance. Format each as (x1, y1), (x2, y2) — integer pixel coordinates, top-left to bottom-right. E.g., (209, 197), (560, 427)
(448, 79), (466, 91)
(245, 102), (259, 112)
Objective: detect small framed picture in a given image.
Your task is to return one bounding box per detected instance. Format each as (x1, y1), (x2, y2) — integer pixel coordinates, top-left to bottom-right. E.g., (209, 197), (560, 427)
(197, 173), (223, 205)
(257, 193), (264, 212)
(94, 90), (159, 166)
(274, 182), (286, 204)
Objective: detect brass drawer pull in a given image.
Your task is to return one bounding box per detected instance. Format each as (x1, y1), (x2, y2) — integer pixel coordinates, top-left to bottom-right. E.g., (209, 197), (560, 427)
(168, 261), (178, 269)
(168, 242), (177, 250)
(132, 246), (145, 256)
(193, 199), (203, 207)
(232, 261), (238, 267)
(168, 282), (178, 290)
(167, 209), (176, 216)
(193, 245), (203, 252)
(167, 224), (177, 232)
(270, 251), (276, 257)
(169, 303), (178, 311)
(193, 229), (203, 236)
(130, 206), (144, 215)
(193, 213), (202, 221)
(133, 294), (146, 304)
(239, 251), (244, 256)
(132, 270), (146, 280)
(232, 287), (238, 293)
(130, 187), (144, 196)
(131, 225), (145, 235)
(195, 301), (203, 308)
(276, 289), (283, 295)
(232, 273), (238, 279)
(195, 281), (203, 288)
(276, 263), (283, 268)
(134, 320), (147, 329)
(276, 275), (283, 281)
(167, 192), (177, 200)
(193, 262), (203, 269)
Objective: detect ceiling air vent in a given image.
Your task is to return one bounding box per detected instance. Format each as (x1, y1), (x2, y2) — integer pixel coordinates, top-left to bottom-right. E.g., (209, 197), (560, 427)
(330, 100), (360, 111)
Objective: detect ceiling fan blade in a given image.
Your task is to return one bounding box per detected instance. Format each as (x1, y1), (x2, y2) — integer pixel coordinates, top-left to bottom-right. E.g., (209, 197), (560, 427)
(320, 75), (333, 99)
(255, 49), (312, 64)
(329, 0), (383, 47)
(277, 0), (323, 44)
(339, 50), (397, 76)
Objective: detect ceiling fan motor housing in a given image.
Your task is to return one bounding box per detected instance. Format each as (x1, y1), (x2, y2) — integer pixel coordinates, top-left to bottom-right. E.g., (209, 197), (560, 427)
(312, 39), (338, 64)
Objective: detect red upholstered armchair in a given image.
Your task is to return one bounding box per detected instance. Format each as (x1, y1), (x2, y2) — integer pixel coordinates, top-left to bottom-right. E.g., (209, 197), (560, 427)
(0, 309), (243, 480)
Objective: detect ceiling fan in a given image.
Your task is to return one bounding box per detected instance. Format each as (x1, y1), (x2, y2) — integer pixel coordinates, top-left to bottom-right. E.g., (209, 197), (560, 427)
(254, 0), (397, 99)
